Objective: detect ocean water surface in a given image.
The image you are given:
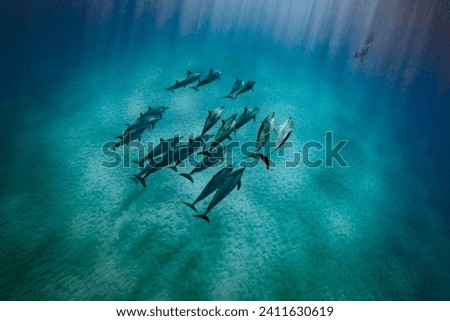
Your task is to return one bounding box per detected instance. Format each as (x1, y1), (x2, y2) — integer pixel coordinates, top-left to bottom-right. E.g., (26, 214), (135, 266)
(0, 0), (449, 300)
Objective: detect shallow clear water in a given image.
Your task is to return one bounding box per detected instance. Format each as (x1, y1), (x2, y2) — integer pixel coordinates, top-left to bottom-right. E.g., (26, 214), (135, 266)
(1, 0), (449, 300)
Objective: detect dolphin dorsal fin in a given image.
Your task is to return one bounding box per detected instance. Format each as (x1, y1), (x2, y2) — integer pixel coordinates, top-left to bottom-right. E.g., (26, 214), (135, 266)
(175, 80), (179, 83)
(209, 69), (213, 74)
(160, 138), (164, 142)
(187, 70), (192, 76)
(208, 110), (212, 115)
(221, 120), (225, 125)
(148, 106), (152, 110)
(244, 107), (248, 113)
(140, 113), (144, 118)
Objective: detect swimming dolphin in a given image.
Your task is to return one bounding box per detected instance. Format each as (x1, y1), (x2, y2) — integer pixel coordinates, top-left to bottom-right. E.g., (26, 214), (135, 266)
(133, 134), (205, 188)
(244, 112), (275, 170)
(133, 149), (174, 187)
(133, 135), (209, 187)
(234, 107), (260, 130)
(191, 69), (222, 91)
(124, 114), (160, 133)
(235, 80), (255, 98)
(201, 106), (224, 135)
(354, 33), (374, 62)
(113, 126), (147, 150)
(213, 113), (237, 145)
(255, 112), (275, 151)
(225, 80), (255, 100)
(181, 166), (233, 213)
(143, 106), (169, 118)
(179, 143), (226, 183)
(133, 133), (182, 167)
(194, 167), (245, 223)
(224, 77), (245, 99)
(166, 71), (202, 92)
(171, 134), (213, 169)
(274, 117), (293, 150)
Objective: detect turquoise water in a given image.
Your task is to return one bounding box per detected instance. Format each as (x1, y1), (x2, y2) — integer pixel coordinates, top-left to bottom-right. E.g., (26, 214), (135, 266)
(1, 1), (449, 300)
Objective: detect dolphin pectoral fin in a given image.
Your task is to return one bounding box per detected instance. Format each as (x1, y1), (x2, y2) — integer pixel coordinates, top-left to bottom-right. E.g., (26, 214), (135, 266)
(273, 128), (278, 135)
(237, 180), (242, 191)
(190, 86), (199, 92)
(180, 173), (194, 183)
(166, 87), (174, 93)
(169, 166), (178, 172)
(181, 201), (197, 212)
(133, 174), (147, 188)
(194, 214), (210, 223)
(226, 135), (233, 140)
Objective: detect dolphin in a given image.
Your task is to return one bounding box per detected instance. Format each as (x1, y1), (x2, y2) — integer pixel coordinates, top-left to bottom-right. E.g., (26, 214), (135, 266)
(143, 106), (169, 118)
(224, 77), (245, 99)
(133, 135), (211, 187)
(181, 166), (233, 213)
(255, 112), (275, 151)
(225, 80), (255, 100)
(171, 133), (213, 169)
(234, 107), (260, 130)
(245, 112), (275, 170)
(212, 113), (237, 145)
(354, 33), (374, 62)
(133, 149), (174, 187)
(113, 126), (147, 150)
(234, 80), (256, 99)
(124, 114), (160, 133)
(166, 70), (202, 92)
(194, 167), (245, 223)
(179, 143), (226, 183)
(133, 133), (182, 167)
(201, 106), (224, 135)
(191, 69), (222, 91)
(275, 117), (293, 150)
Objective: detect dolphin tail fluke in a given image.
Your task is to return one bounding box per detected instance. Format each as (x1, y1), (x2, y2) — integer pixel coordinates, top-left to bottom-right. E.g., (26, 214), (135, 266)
(194, 214), (210, 223)
(181, 201), (197, 212)
(133, 174), (147, 188)
(180, 173), (194, 183)
(190, 86), (199, 92)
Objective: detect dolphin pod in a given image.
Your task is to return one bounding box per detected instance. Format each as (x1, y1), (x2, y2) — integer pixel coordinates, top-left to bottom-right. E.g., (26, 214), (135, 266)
(109, 67), (294, 223)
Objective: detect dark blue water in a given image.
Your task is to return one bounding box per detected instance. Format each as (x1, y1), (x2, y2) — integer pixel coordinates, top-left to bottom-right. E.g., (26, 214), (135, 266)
(1, 0), (449, 300)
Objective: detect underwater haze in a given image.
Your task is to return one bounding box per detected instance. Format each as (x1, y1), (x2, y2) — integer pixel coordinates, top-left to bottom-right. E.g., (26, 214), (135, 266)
(1, 0), (450, 300)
